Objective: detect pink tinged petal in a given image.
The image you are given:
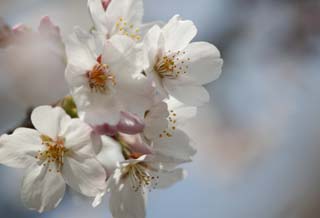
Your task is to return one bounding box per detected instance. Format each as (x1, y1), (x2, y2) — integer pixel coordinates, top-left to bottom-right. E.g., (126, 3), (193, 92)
(0, 128), (43, 168)
(117, 112), (145, 135)
(38, 16), (60, 38)
(62, 154), (107, 197)
(12, 24), (29, 36)
(162, 15), (197, 52)
(102, 0), (111, 10)
(182, 42), (223, 85)
(96, 136), (124, 175)
(107, 169), (147, 218)
(21, 163), (66, 213)
(163, 77), (210, 106)
(153, 129), (196, 164)
(31, 106), (67, 139)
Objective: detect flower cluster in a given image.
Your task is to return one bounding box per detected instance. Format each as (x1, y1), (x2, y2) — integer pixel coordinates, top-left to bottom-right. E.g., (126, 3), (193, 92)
(0, 0), (223, 217)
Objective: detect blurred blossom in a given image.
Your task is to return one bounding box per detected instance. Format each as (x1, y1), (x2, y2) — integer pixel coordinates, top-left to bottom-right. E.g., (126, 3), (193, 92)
(0, 17), (13, 48)
(0, 16), (67, 108)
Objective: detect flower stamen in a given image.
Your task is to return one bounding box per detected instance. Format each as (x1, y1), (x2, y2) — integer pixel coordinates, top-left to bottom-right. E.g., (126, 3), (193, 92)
(35, 135), (68, 173)
(115, 17), (141, 41)
(154, 50), (190, 79)
(122, 163), (159, 192)
(86, 56), (116, 94)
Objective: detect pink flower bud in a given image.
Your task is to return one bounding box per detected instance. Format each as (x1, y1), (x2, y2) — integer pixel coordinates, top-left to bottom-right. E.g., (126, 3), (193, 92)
(94, 112), (145, 136)
(102, 0), (111, 10)
(119, 133), (152, 155)
(116, 112), (145, 135)
(94, 123), (118, 136)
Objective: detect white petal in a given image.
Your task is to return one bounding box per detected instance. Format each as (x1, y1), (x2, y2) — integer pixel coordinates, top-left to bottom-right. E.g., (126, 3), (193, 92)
(106, 0), (143, 30)
(163, 78), (210, 106)
(97, 136), (124, 175)
(153, 129), (196, 164)
(143, 25), (162, 70)
(166, 97), (197, 126)
(103, 35), (142, 81)
(88, 0), (108, 33)
(162, 15), (197, 52)
(151, 168), (186, 189)
(0, 128), (43, 168)
(107, 168), (147, 218)
(59, 117), (94, 155)
(21, 163), (66, 213)
(31, 106), (67, 139)
(65, 64), (88, 90)
(62, 154), (106, 197)
(183, 42), (223, 85)
(139, 21), (165, 38)
(144, 102), (169, 140)
(79, 101), (122, 126)
(65, 27), (96, 71)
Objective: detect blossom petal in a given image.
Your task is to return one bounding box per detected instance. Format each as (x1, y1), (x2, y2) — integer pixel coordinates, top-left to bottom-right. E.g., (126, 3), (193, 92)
(103, 35), (142, 81)
(88, 0), (108, 33)
(107, 168), (147, 218)
(0, 128), (43, 168)
(153, 129), (196, 164)
(31, 106), (67, 139)
(183, 42), (223, 85)
(96, 136), (124, 175)
(62, 154), (106, 197)
(21, 163), (66, 213)
(162, 15), (197, 52)
(79, 101), (122, 126)
(105, 0), (143, 30)
(65, 27), (96, 71)
(163, 78), (210, 106)
(151, 168), (186, 189)
(59, 117), (94, 155)
(144, 102), (169, 140)
(166, 97), (197, 126)
(143, 25), (162, 70)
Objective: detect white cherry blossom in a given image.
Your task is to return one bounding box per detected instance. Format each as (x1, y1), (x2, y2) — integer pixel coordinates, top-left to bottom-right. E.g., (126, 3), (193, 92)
(143, 15), (223, 106)
(93, 133), (189, 218)
(65, 27), (151, 126)
(93, 100), (196, 218)
(88, 0), (145, 41)
(105, 155), (186, 218)
(0, 106), (106, 212)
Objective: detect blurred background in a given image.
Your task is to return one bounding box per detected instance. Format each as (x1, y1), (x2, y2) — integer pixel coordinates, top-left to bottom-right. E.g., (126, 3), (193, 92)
(1, 0), (320, 217)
